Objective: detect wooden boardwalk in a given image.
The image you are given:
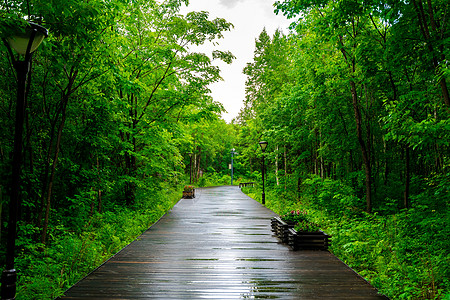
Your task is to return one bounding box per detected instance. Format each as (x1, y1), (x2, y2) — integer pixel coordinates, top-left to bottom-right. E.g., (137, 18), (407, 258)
(59, 186), (388, 299)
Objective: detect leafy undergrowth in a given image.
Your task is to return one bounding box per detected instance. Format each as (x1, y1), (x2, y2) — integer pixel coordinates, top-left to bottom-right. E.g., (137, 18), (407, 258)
(11, 189), (181, 300)
(242, 179), (450, 300)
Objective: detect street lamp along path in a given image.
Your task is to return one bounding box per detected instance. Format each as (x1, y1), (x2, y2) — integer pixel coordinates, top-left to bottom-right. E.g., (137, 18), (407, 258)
(1, 21), (48, 300)
(259, 141), (268, 205)
(230, 148), (238, 185)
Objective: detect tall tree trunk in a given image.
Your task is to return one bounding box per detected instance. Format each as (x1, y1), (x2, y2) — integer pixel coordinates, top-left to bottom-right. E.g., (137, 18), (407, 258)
(412, 0), (450, 106)
(124, 150), (135, 207)
(275, 145), (279, 186)
(365, 85), (375, 199)
(40, 65), (78, 243)
(313, 130), (319, 176)
(37, 110), (59, 229)
(125, 97), (138, 207)
(0, 186), (2, 245)
(96, 155), (102, 213)
(383, 138), (389, 186)
(197, 147), (202, 181)
(90, 155), (103, 216)
(339, 23), (372, 211)
(41, 100), (68, 244)
(350, 80), (372, 212)
(319, 129), (324, 179)
(404, 145), (410, 209)
(284, 146), (287, 191)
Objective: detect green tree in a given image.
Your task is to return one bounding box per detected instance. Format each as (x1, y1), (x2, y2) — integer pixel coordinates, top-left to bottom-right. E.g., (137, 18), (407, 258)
(110, 2), (233, 205)
(0, 0), (234, 250)
(273, 0), (449, 212)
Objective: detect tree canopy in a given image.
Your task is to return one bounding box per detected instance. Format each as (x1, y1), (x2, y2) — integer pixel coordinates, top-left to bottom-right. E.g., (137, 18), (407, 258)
(0, 0), (237, 297)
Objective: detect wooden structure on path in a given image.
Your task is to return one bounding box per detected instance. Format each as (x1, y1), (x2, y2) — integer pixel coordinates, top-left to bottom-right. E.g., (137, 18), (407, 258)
(59, 186), (388, 299)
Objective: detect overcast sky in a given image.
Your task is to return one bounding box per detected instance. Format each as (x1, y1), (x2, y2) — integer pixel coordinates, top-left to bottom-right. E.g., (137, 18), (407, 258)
(180, 0), (292, 123)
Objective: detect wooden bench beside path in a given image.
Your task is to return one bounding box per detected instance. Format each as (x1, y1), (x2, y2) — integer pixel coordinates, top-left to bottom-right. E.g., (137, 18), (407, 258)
(59, 186), (389, 299)
(239, 182), (255, 188)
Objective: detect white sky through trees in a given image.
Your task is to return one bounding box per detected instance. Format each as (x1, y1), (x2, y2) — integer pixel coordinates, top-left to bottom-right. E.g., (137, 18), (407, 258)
(180, 0), (292, 123)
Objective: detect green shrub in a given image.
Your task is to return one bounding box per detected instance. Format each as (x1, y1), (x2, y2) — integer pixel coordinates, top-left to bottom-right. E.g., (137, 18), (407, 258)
(11, 185), (182, 299)
(242, 176), (450, 300)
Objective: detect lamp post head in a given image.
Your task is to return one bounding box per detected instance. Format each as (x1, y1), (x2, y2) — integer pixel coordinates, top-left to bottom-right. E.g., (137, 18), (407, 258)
(259, 141), (268, 153)
(7, 22), (48, 55)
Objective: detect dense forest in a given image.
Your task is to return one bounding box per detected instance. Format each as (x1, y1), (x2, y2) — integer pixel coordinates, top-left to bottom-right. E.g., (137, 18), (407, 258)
(238, 0), (449, 299)
(0, 0), (449, 299)
(0, 0), (238, 298)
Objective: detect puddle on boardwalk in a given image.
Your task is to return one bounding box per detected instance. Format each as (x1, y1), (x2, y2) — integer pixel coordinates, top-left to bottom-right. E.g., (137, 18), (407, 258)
(231, 247), (273, 251)
(188, 279), (296, 299)
(235, 267), (272, 270)
(235, 258), (281, 262)
(185, 258), (220, 261)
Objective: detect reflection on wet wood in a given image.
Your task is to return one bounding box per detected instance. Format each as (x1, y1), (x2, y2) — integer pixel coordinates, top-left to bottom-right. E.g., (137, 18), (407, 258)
(59, 186), (389, 299)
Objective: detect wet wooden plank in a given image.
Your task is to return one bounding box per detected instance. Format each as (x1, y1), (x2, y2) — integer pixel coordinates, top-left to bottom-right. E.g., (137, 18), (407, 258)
(59, 186), (388, 299)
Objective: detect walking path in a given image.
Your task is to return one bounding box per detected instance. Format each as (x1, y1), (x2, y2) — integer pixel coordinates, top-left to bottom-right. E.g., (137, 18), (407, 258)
(60, 186), (388, 299)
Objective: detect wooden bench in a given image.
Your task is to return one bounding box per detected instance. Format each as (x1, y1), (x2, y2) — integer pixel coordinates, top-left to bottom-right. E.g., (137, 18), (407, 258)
(239, 182), (255, 188)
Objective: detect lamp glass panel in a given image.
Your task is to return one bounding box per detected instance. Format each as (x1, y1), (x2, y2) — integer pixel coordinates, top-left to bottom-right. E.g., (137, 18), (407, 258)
(259, 141), (268, 152)
(7, 31), (46, 54)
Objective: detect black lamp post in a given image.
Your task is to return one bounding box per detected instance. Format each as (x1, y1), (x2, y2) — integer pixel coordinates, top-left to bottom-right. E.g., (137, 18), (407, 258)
(2, 22), (48, 300)
(188, 152), (193, 184)
(230, 148), (237, 185)
(259, 141), (268, 205)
